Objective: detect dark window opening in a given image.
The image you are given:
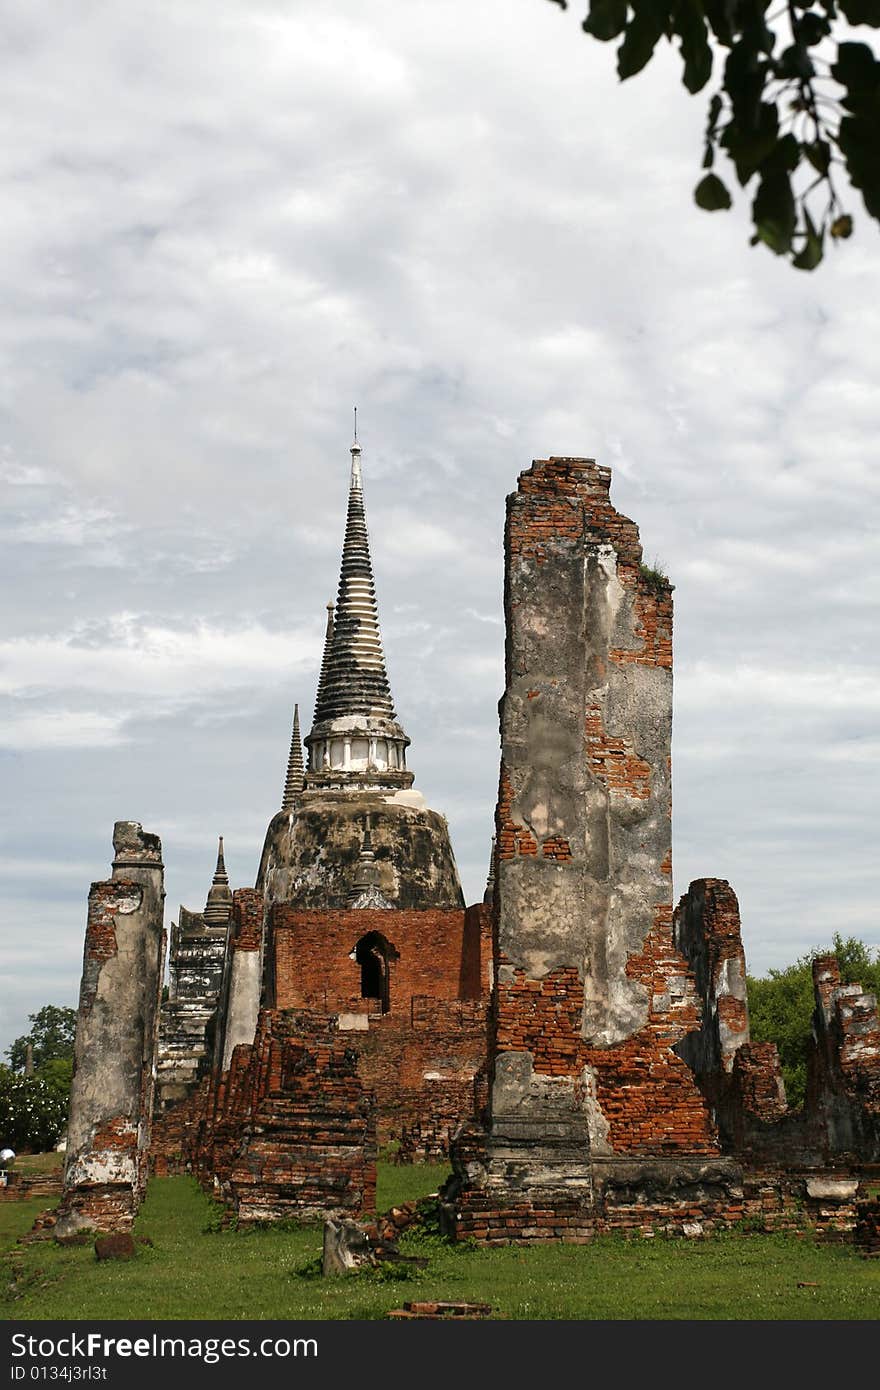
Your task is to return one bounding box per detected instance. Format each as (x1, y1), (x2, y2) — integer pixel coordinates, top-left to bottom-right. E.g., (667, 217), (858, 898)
(354, 931), (396, 1014)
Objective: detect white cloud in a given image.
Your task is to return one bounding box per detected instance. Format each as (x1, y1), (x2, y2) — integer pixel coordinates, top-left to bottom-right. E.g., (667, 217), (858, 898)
(0, 708), (128, 750)
(0, 616), (318, 701)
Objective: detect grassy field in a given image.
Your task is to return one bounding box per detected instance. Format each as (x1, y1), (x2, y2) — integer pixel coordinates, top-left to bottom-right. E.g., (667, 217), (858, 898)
(7, 1153), (64, 1174)
(2, 1168), (878, 1321)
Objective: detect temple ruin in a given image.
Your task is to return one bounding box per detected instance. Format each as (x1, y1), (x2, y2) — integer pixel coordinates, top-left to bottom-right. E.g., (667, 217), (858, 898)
(57, 446), (879, 1242)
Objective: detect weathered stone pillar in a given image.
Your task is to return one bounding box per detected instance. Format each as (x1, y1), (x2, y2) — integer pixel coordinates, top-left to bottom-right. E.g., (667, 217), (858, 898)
(55, 822), (165, 1238)
(446, 458), (741, 1242)
(216, 889), (264, 1073)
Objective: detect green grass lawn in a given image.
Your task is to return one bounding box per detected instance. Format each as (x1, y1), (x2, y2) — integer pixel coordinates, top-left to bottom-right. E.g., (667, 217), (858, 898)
(2, 1168), (878, 1321)
(12, 1153), (64, 1173)
(375, 1161), (448, 1211)
(0, 1199), (48, 1255)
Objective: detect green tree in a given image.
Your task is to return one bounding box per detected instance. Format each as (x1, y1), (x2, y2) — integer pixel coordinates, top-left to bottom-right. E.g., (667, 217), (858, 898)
(6, 1005), (77, 1073)
(548, 0), (880, 268)
(35, 1057), (74, 1100)
(747, 933), (880, 1107)
(0, 1071), (69, 1153)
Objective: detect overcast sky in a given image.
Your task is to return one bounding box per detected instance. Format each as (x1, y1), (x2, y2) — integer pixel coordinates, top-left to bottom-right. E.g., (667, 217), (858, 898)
(2, 0), (878, 1058)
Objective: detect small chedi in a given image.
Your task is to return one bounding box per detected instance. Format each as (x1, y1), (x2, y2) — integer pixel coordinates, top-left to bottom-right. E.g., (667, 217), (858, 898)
(57, 446), (880, 1243)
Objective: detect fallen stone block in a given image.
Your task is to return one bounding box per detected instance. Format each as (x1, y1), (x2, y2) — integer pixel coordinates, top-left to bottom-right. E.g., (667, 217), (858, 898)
(94, 1233), (136, 1261)
(322, 1216), (427, 1276)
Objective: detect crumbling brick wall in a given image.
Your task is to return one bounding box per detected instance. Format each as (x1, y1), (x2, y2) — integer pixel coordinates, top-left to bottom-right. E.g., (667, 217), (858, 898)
(352, 997), (488, 1155)
(488, 458), (711, 1148)
(489, 459), (717, 1149)
(808, 956), (880, 1163)
(150, 1078), (211, 1176)
(672, 878), (788, 1155)
(673, 879), (880, 1171)
(198, 1009), (376, 1223)
(55, 822), (165, 1238)
(260, 903), (490, 1158)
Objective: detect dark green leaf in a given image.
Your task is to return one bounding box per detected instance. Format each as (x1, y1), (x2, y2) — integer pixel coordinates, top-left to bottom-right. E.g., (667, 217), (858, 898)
(617, 0), (669, 79)
(792, 209), (824, 269)
(796, 11), (832, 43)
(804, 138), (831, 174)
(837, 0), (880, 24)
(838, 113), (880, 219)
(695, 171), (733, 209)
(702, 0), (733, 45)
(583, 0), (630, 41)
(831, 41), (880, 113)
(775, 43), (815, 79)
(707, 92), (723, 131)
(720, 100), (779, 184)
(724, 39), (770, 127)
(830, 213), (854, 237)
(752, 167), (796, 253)
(674, 0), (713, 93)
(767, 132), (801, 173)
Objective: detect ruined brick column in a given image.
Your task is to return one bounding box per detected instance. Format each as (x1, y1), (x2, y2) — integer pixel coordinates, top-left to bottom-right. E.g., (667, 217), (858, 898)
(216, 889), (264, 1073)
(674, 879), (751, 1077)
(807, 955), (880, 1163)
(445, 458), (741, 1242)
(674, 878), (787, 1150)
(55, 823), (165, 1238)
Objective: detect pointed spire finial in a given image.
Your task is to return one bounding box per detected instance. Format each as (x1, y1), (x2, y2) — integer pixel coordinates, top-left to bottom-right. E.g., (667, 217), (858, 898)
(348, 813), (393, 908)
(350, 416), (362, 488)
(203, 835), (233, 925)
(311, 439), (394, 724)
(313, 603), (335, 718)
(214, 835), (228, 884)
(281, 703), (306, 812)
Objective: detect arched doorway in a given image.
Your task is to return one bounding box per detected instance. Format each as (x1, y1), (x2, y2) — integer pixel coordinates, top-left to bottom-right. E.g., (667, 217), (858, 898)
(353, 931), (395, 1014)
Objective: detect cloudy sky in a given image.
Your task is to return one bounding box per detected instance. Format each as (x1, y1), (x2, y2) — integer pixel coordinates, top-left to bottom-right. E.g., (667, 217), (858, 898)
(2, 0), (878, 1058)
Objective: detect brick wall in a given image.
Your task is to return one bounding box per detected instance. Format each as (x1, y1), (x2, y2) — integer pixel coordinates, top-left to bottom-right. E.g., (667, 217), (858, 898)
(196, 1009), (376, 1223)
(352, 998), (488, 1154)
(270, 905), (484, 1012)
